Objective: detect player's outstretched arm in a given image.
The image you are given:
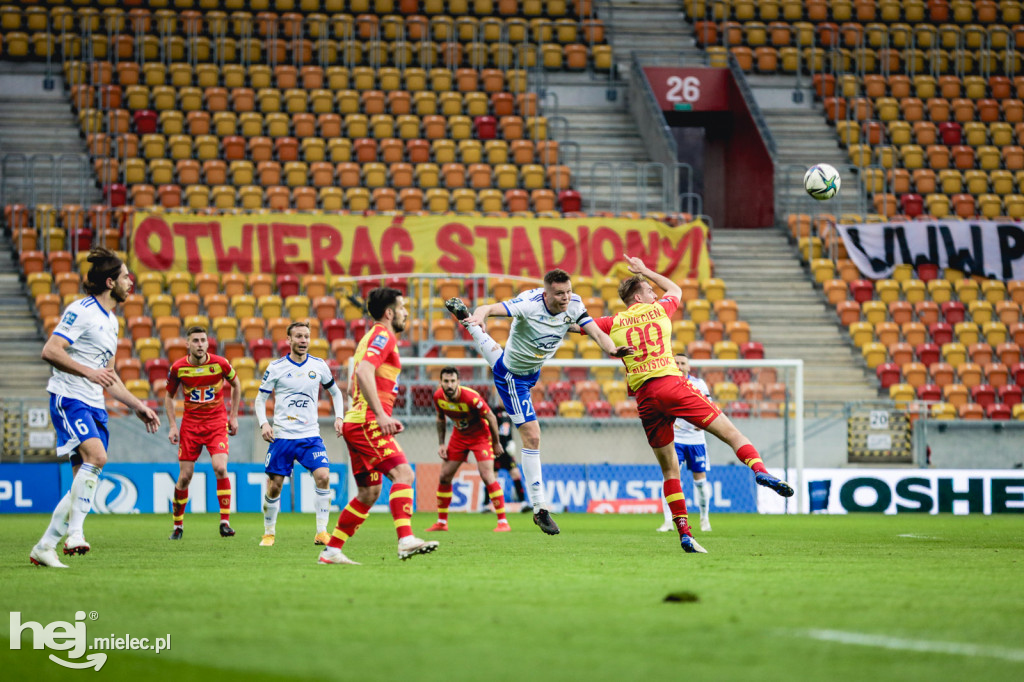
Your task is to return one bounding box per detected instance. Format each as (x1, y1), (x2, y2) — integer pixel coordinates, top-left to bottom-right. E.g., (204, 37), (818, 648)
(623, 253), (682, 300)
(581, 320), (633, 358)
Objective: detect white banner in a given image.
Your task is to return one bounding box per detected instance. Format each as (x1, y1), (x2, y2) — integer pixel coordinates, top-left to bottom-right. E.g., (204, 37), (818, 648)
(835, 220), (1024, 281)
(758, 468), (1024, 515)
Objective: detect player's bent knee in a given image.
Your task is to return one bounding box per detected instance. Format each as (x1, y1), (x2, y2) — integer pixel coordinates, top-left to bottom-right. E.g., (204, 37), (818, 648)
(387, 463), (415, 485)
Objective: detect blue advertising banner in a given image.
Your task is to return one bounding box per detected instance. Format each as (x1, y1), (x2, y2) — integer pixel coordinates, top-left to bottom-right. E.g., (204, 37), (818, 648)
(0, 464), (61, 513)
(55, 463), (350, 514)
(541, 463), (758, 513)
(1, 462), (757, 514)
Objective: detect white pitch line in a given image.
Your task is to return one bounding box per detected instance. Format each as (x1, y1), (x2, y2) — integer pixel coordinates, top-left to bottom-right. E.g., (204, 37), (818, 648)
(798, 629), (1024, 663)
(896, 534), (940, 539)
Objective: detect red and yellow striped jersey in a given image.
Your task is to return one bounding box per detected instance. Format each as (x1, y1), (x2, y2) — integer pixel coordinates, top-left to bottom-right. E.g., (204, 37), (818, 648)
(433, 386), (491, 436)
(166, 353), (236, 418)
(592, 296), (682, 393)
(344, 322), (400, 424)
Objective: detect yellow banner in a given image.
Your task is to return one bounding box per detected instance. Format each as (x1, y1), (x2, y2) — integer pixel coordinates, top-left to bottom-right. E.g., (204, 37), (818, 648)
(130, 213), (711, 282)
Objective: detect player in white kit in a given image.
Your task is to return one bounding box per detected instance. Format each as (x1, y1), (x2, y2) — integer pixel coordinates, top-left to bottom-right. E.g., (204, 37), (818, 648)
(30, 248), (161, 568)
(254, 321), (346, 547)
(445, 268), (632, 535)
(657, 353), (714, 533)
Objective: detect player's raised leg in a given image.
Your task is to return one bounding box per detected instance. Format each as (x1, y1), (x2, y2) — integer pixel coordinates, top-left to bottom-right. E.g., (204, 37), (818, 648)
(445, 298), (505, 366)
(704, 414), (793, 497)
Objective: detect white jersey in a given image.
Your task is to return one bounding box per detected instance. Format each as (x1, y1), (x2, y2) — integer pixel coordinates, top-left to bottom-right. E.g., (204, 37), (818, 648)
(674, 375), (711, 445)
(46, 296), (118, 410)
(258, 354), (336, 439)
(500, 287), (593, 375)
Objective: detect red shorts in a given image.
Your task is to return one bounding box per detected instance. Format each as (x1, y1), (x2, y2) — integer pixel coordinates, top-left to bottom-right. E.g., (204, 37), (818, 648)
(635, 375), (722, 449)
(343, 420), (408, 487)
(177, 417), (230, 462)
(446, 427), (494, 463)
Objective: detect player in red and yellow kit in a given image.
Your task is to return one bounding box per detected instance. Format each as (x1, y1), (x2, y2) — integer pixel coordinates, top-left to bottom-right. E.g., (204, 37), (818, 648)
(318, 287), (439, 565)
(424, 366), (509, 533)
(164, 325), (242, 540)
(591, 256), (794, 554)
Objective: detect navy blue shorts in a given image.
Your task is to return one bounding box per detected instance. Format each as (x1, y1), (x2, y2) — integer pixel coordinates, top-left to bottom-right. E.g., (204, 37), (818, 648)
(674, 442), (708, 474)
(491, 354), (541, 426)
(264, 436), (329, 477)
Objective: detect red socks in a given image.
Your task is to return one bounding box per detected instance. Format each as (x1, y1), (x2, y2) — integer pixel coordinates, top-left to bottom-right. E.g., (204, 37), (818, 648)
(327, 498), (372, 550)
(172, 487), (188, 527)
(663, 478), (692, 536)
(737, 444), (768, 474)
(216, 477), (231, 523)
(389, 483), (415, 540)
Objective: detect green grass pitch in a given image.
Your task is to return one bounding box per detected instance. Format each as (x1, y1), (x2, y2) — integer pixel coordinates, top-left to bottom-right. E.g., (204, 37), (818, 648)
(2, 512), (1022, 681)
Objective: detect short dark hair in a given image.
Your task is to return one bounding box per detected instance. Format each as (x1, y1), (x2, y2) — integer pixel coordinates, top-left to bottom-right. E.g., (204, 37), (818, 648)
(83, 247), (124, 296)
(186, 325), (207, 338)
(618, 275), (646, 305)
(287, 320), (310, 337)
(543, 269), (571, 286)
(439, 366), (459, 379)
(366, 287), (402, 320)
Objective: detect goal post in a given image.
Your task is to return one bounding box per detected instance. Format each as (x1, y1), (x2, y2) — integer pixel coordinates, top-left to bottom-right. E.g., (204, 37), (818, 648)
(372, 356), (806, 514)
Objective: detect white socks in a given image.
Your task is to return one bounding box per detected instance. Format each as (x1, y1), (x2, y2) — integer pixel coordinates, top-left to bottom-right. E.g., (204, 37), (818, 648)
(520, 448), (545, 509)
(40, 491), (73, 550)
(263, 494), (281, 533)
(695, 479), (712, 516)
(467, 324), (505, 367)
(66, 463), (100, 537)
(314, 487), (331, 533)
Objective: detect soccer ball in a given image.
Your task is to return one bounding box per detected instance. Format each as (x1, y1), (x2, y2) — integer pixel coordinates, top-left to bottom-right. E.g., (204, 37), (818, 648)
(803, 164), (841, 200)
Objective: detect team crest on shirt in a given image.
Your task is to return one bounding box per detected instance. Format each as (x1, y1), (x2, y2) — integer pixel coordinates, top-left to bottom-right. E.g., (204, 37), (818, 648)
(308, 371), (316, 379)
(61, 311), (77, 326)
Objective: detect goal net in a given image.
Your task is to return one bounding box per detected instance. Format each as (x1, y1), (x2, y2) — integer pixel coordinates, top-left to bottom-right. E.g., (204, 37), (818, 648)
(386, 356), (806, 514)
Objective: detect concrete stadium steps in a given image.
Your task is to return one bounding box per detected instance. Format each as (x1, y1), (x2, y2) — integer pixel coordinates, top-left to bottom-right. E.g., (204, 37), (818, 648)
(709, 228), (879, 406)
(0, 232), (50, 397)
(0, 95), (101, 208)
(602, 0), (700, 73)
(549, 104), (667, 210)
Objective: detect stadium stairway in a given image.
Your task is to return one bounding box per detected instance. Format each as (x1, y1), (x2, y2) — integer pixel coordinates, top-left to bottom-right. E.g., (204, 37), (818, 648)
(0, 228), (49, 397)
(541, 0), (700, 213)
(748, 72), (869, 219)
(0, 61), (101, 209)
(709, 228), (878, 407)
(604, 0), (702, 74)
